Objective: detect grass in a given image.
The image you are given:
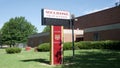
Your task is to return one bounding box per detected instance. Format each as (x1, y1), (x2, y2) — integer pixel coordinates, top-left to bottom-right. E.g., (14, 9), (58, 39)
(61, 49), (120, 68)
(0, 48), (120, 68)
(0, 48), (51, 68)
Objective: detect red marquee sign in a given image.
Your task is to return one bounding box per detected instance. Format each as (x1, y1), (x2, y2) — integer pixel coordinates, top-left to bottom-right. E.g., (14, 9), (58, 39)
(41, 9), (70, 27)
(51, 26), (63, 65)
(41, 9), (70, 65)
(43, 9), (70, 19)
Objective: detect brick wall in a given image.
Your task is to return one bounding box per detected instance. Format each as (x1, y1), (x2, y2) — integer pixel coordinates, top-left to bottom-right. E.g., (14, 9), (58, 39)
(74, 6), (120, 41)
(84, 29), (120, 41)
(75, 6), (120, 29)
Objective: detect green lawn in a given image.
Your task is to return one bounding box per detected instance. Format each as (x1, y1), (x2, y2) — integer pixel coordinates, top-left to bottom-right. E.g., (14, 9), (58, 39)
(0, 48), (120, 68)
(0, 48), (52, 68)
(61, 49), (120, 68)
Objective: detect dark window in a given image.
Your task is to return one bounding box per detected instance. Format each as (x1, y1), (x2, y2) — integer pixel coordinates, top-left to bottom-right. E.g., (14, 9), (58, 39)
(93, 32), (99, 41)
(76, 37), (83, 42)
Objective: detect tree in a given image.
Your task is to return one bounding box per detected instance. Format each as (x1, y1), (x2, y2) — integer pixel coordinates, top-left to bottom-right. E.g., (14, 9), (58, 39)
(42, 26), (50, 32)
(0, 29), (2, 48)
(1, 16), (37, 47)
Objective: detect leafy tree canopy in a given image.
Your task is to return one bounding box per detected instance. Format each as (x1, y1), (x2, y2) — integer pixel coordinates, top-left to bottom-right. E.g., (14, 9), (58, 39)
(1, 16), (38, 46)
(42, 26), (50, 32)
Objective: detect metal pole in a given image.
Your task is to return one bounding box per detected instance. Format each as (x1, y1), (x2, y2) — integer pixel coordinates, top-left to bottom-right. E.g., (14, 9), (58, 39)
(71, 14), (75, 57)
(72, 20), (75, 57)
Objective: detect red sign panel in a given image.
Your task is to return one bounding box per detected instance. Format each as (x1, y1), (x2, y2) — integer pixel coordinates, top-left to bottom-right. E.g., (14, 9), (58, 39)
(51, 26), (63, 65)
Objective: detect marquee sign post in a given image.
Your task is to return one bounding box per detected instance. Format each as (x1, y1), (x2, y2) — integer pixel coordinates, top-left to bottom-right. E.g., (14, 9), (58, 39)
(51, 26), (63, 65)
(41, 9), (70, 65)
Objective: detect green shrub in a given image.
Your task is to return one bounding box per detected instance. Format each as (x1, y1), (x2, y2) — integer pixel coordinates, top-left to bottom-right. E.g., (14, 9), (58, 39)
(75, 40), (120, 50)
(104, 40), (120, 50)
(37, 40), (120, 52)
(37, 43), (50, 52)
(63, 42), (72, 50)
(6, 47), (22, 54)
(90, 41), (104, 49)
(75, 41), (91, 49)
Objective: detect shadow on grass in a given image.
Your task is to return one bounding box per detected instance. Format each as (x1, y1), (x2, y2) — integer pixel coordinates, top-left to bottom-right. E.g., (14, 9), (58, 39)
(61, 50), (120, 68)
(21, 58), (49, 65)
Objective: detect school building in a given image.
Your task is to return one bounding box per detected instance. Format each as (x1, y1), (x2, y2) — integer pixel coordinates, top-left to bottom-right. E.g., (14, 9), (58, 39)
(75, 6), (120, 41)
(27, 6), (120, 47)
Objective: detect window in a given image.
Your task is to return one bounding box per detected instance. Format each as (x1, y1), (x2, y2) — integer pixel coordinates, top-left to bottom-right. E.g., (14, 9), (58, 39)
(93, 32), (99, 41)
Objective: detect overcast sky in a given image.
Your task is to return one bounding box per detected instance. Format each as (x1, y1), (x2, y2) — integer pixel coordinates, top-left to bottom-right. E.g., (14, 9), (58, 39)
(0, 0), (117, 32)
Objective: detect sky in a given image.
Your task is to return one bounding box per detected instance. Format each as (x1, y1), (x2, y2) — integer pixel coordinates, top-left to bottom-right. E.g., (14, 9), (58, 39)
(0, 0), (118, 32)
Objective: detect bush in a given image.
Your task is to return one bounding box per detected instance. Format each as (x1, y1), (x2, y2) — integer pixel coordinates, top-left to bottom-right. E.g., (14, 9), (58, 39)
(90, 41), (105, 49)
(63, 42), (72, 50)
(37, 43), (50, 52)
(6, 47), (22, 54)
(37, 40), (120, 52)
(75, 40), (120, 50)
(75, 41), (91, 49)
(103, 40), (120, 50)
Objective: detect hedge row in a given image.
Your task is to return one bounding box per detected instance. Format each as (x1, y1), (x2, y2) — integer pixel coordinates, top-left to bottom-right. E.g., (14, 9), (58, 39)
(75, 40), (120, 50)
(6, 47), (22, 54)
(37, 40), (120, 52)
